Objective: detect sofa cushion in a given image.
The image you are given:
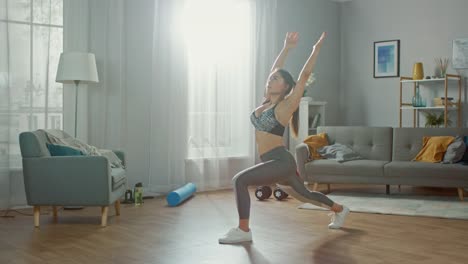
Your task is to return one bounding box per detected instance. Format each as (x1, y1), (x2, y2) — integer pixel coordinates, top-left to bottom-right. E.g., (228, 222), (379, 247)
(392, 128), (468, 161)
(318, 143), (363, 162)
(111, 168), (126, 191)
(303, 133), (328, 159)
(443, 136), (466, 163)
(384, 161), (468, 186)
(305, 159), (388, 178)
(462, 136), (468, 162)
(317, 126), (392, 161)
(413, 136), (454, 163)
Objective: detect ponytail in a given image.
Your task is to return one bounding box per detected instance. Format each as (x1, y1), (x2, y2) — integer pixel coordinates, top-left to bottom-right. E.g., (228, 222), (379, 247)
(290, 109), (299, 138)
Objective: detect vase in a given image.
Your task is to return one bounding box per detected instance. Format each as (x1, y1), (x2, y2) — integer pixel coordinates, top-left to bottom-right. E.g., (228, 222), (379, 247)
(412, 83), (425, 107)
(412, 62), (424, 80)
(440, 68), (447, 78)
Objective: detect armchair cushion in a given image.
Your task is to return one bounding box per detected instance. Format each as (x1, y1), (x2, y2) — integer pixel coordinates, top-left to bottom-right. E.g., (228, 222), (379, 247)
(46, 143), (84, 156)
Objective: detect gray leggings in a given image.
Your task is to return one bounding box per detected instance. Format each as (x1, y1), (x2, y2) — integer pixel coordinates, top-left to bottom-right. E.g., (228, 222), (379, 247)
(233, 146), (335, 219)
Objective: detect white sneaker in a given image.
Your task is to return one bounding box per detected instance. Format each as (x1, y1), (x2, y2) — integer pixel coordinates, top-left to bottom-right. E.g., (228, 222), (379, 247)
(328, 206), (350, 229)
(218, 227), (252, 244)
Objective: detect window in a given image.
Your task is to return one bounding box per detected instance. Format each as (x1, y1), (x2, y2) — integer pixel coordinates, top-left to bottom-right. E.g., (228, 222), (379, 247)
(49, 114), (62, 129)
(27, 114), (38, 131)
(0, 0), (63, 167)
(181, 0), (254, 158)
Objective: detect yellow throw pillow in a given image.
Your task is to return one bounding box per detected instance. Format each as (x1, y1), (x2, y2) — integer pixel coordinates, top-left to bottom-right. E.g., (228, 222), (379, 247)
(303, 133), (329, 160)
(413, 136), (455, 163)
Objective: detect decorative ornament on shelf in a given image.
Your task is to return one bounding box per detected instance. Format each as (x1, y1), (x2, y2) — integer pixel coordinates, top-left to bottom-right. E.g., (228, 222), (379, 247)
(412, 62), (424, 80)
(412, 82), (426, 107)
(303, 73), (316, 97)
(435, 57), (449, 78)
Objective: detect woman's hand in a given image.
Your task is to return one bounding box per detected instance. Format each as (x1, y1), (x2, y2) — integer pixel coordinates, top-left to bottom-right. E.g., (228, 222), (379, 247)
(313, 32), (327, 49)
(284, 32), (299, 49)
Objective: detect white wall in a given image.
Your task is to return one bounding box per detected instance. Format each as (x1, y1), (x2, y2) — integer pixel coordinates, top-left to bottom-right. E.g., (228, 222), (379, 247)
(276, 0), (341, 125)
(340, 0), (468, 127)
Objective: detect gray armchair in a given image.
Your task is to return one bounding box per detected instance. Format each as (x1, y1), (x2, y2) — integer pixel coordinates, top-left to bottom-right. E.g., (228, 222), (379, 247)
(19, 130), (126, 227)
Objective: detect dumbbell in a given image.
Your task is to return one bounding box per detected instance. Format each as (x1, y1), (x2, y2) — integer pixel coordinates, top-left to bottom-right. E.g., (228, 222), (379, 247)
(255, 186), (272, 201)
(273, 187), (289, 201)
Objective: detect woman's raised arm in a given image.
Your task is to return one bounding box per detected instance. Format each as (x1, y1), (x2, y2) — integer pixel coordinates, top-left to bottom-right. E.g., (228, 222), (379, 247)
(270, 32), (298, 72)
(285, 32), (327, 109)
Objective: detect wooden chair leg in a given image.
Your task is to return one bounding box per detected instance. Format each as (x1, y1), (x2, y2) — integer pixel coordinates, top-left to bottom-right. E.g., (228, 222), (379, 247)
(33, 206), (40, 228)
(457, 188), (464, 201)
(114, 200), (121, 216)
(327, 184), (331, 193)
(312, 183), (318, 191)
(52, 206), (58, 218)
(101, 206), (109, 227)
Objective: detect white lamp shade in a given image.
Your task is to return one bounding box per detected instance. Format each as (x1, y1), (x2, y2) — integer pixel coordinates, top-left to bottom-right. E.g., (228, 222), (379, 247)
(56, 52), (99, 84)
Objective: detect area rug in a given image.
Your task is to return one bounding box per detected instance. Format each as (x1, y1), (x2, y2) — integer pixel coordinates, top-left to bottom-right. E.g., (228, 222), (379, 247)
(298, 192), (468, 220)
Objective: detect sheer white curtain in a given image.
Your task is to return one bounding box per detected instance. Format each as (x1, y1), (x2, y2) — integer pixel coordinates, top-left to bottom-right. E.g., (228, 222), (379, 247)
(86, 0), (126, 150)
(183, 0), (254, 160)
(62, 0), (90, 141)
(0, 0), (63, 208)
(148, 0), (277, 192)
(149, 0), (190, 192)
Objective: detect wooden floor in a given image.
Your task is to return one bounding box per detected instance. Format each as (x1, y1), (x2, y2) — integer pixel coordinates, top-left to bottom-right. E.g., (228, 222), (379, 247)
(1, 184), (468, 264)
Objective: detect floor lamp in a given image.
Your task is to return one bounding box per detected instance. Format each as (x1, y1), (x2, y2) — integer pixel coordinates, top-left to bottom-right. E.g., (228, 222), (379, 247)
(55, 52), (99, 138)
(55, 52), (98, 210)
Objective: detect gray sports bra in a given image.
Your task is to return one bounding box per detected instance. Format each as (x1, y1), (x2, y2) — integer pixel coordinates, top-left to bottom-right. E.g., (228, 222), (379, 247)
(250, 105), (285, 137)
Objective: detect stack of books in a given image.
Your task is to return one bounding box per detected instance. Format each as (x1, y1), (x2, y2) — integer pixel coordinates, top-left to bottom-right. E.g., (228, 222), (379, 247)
(433, 97), (455, 106)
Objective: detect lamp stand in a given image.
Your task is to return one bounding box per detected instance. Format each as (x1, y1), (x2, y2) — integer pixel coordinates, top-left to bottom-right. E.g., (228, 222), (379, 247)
(74, 80), (80, 138)
(64, 80), (84, 210)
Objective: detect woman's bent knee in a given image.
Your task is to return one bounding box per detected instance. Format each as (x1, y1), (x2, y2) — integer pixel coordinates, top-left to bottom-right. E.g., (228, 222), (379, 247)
(232, 171), (248, 186)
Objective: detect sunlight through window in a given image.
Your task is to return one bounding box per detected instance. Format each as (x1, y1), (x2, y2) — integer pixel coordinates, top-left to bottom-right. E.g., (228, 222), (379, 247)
(181, 0), (250, 65)
(180, 0), (254, 158)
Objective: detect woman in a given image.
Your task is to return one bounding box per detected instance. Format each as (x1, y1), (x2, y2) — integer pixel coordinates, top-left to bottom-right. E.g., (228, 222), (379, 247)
(219, 32), (349, 244)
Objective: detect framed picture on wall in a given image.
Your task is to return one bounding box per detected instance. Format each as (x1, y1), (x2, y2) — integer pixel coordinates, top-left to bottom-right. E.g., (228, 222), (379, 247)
(452, 38), (468, 69)
(373, 40), (400, 78)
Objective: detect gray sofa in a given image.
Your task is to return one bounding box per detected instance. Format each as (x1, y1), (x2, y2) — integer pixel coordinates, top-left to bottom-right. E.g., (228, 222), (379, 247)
(295, 126), (468, 200)
(19, 130), (127, 227)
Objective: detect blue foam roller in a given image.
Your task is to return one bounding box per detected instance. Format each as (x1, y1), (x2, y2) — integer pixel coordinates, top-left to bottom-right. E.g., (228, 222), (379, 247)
(167, 183), (197, 206)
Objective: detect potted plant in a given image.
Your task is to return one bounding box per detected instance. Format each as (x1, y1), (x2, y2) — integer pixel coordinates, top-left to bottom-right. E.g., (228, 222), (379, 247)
(424, 112), (452, 127)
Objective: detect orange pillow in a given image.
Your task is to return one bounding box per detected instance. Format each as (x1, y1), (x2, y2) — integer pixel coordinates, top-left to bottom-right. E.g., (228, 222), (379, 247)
(303, 133), (329, 160)
(413, 136), (455, 163)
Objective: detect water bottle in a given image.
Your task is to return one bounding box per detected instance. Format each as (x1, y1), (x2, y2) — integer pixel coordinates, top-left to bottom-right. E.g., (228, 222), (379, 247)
(134, 182), (143, 206)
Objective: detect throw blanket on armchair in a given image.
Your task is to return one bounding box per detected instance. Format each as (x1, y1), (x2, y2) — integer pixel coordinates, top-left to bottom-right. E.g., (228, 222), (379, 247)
(40, 129), (124, 168)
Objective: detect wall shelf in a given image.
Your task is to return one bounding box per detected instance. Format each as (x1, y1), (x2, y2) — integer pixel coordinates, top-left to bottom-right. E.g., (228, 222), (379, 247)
(399, 74), (462, 128)
(400, 106), (458, 110)
(400, 78), (459, 83)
